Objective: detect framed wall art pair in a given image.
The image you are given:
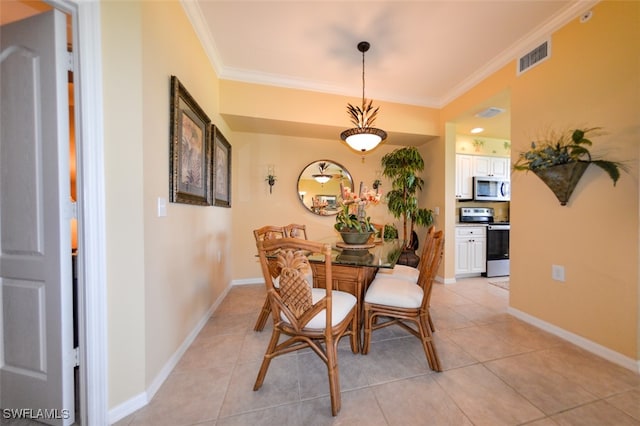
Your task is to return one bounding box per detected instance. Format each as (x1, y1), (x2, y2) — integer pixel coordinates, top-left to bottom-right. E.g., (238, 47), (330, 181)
(169, 75), (231, 207)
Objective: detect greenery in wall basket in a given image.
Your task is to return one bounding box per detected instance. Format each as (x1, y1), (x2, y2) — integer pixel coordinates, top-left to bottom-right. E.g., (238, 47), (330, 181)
(513, 127), (626, 205)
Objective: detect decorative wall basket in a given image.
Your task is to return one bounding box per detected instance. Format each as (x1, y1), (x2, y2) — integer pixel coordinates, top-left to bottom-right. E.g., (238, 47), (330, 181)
(532, 161), (589, 206)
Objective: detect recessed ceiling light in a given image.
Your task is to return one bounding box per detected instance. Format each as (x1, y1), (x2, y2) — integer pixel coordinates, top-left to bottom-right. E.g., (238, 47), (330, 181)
(470, 127), (484, 134)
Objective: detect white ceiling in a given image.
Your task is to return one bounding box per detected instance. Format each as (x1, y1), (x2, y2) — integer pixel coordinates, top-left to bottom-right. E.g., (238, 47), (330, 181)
(2, 0), (596, 141)
(183, 0), (596, 141)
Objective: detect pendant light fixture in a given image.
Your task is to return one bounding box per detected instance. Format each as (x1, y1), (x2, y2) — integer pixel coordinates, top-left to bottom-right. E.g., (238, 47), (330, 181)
(312, 162), (332, 184)
(340, 41), (387, 155)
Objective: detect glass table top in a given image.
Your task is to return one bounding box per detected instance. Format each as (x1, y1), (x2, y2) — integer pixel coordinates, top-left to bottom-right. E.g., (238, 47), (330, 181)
(309, 237), (402, 269)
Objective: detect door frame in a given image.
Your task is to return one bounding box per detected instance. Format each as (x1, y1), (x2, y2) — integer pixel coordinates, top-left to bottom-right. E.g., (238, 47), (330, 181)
(46, 0), (108, 424)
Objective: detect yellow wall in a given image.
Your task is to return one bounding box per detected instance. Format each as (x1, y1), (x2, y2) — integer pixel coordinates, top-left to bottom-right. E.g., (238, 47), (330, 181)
(510, 1), (639, 359)
(102, 0), (146, 408)
(443, 1), (639, 359)
(102, 0), (232, 408)
(230, 131), (434, 281)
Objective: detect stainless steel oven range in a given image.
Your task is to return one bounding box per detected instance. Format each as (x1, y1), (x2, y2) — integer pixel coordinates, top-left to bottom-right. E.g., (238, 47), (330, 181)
(459, 207), (510, 277)
(486, 223), (510, 277)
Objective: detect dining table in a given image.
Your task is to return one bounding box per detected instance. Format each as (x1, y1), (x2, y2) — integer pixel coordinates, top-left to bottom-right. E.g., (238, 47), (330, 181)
(306, 237), (403, 352)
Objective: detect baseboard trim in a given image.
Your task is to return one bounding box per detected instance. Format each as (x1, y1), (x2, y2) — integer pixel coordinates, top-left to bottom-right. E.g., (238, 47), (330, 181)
(508, 306), (640, 374)
(232, 278), (263, 286)
(107, 285), (231, 424)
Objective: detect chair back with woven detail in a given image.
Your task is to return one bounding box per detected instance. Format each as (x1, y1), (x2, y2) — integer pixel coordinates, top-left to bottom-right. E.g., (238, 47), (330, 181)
(254, 237), (358, 416)
(252, 225), (286, 331)
(253, 225), (286, 244)
(416, 230), (445, 313)
(283, 223), (308, 239)
(415, 225), (435, 271)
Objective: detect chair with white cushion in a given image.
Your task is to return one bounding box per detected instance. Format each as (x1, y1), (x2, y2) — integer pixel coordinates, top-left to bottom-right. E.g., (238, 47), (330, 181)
(377, 225), (434, 282)
(252, 225), (286, 331)
(284, 223), (308, 239)
(362, 230), (444, 371)
(254, 237), (358, 416)
(376, 225), (437, 331)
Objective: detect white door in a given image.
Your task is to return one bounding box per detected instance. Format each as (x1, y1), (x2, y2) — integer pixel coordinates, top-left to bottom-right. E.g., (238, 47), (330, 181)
(1, 10), (75, 426)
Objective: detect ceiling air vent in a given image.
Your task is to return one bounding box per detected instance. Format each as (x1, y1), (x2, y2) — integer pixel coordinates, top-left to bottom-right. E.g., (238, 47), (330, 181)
(475, 107), (505, 119)
(517, 39), (550, 75)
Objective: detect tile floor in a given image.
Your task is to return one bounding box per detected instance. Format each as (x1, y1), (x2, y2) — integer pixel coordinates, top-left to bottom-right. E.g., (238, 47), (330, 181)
(116, 277), (640, 426)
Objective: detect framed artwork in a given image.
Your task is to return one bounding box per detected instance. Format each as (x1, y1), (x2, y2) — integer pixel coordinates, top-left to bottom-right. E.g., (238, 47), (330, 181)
(169, 75), (213, 206)
(212, 126), (232, 207)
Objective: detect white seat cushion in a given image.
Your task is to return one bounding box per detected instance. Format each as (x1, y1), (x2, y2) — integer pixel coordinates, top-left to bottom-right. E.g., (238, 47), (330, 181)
(376, 264), (419, 283)
(281, 288), (356, 329)
(365, 276), (424, 309)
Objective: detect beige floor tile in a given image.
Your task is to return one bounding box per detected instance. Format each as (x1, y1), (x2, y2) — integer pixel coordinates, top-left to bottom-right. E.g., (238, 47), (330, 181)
(430, 305), (478, 331)
(217, 402), (301, 426)
(200, 312), (254, 338)
(481, 317), (566, 350)
(485, 351), (598, 414)
(550, 399), (640, 425)
(357, 337), (432, 385)
(299, 388), (387, 426)
(450, 302), (511, 325)
(129, 366), (230, 425)
(537, 345), (640, 398)
(175, 333), (245, 372)
(434, 363), (545, 425)
(219, 356), (299, 418)
(118, 278), (640, 425)
(431, 333), (478, 371)
(372, 375), (473, 425)
(445, 323), (531, 362)
(605, 388), (640, 421)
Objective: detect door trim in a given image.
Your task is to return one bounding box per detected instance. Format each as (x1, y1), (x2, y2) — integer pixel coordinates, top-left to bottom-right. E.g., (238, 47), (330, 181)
(47, 0), (108, 424)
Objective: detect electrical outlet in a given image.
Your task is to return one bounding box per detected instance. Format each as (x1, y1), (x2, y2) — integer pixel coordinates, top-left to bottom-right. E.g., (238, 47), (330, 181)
(551, 264), (565, 282)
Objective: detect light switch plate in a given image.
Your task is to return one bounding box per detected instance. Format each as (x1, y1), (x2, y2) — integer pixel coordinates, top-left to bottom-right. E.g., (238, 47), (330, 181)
(157, 197), (167, 217)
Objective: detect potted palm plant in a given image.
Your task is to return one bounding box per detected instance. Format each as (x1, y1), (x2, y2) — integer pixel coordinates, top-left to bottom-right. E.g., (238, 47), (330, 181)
(513, 127), (625, 205)
(381, 147), (434, 266)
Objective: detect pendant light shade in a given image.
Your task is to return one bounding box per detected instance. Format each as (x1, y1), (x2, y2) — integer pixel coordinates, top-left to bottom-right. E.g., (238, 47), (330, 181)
(312, 162), (332, 183)
(340, 41), (387, 154)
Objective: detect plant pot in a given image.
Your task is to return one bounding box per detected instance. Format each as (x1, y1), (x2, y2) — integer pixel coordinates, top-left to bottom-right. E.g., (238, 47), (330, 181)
(339, 231), (374, 245)
(532, 161), (589, 206)
(396, 248), (420, 268)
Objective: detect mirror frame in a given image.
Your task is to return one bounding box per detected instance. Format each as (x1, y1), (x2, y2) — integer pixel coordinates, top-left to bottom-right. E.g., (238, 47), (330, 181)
(297, 160), (354, 216)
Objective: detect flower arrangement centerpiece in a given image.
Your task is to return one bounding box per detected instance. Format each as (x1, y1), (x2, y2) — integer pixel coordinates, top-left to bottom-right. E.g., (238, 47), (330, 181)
(334, 182), (381, 244)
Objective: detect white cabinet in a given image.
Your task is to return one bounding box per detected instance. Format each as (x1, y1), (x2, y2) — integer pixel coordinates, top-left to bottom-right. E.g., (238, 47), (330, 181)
(473, 156), (510, 179)
(455, 226), (486, 276)
(455, 154), (510, 199)
(455, 154), (474, 200)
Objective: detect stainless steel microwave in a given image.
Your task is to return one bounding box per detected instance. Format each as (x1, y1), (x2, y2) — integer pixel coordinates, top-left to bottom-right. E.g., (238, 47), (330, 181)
(473, 176), (510, 201)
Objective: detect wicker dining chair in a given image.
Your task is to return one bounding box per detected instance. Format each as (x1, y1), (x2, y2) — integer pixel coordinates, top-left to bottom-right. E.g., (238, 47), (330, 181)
(377, 225), (435, 282)
(254, 237), (358, 416)
(362, 230), (445, 371)
(375, 225), (437, 331)
(252, 226), (286, 331)
(284, 223), (308, 240)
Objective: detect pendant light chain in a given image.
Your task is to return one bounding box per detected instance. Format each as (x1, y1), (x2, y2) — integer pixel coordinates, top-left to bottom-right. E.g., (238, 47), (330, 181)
(361, 48), (366, 110)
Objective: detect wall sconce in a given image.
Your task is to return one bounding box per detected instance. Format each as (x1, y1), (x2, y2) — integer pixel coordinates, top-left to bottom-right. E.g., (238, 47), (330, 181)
(266, 165), (276, 194)
(372, 179), (382, 194)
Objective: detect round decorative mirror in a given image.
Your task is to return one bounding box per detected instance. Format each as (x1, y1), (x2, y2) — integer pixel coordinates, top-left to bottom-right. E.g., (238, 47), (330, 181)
(297, 160), (353, 216)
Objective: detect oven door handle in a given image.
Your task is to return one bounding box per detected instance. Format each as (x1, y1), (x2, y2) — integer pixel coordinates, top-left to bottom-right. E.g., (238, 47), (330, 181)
(488, 225), (510, 231)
